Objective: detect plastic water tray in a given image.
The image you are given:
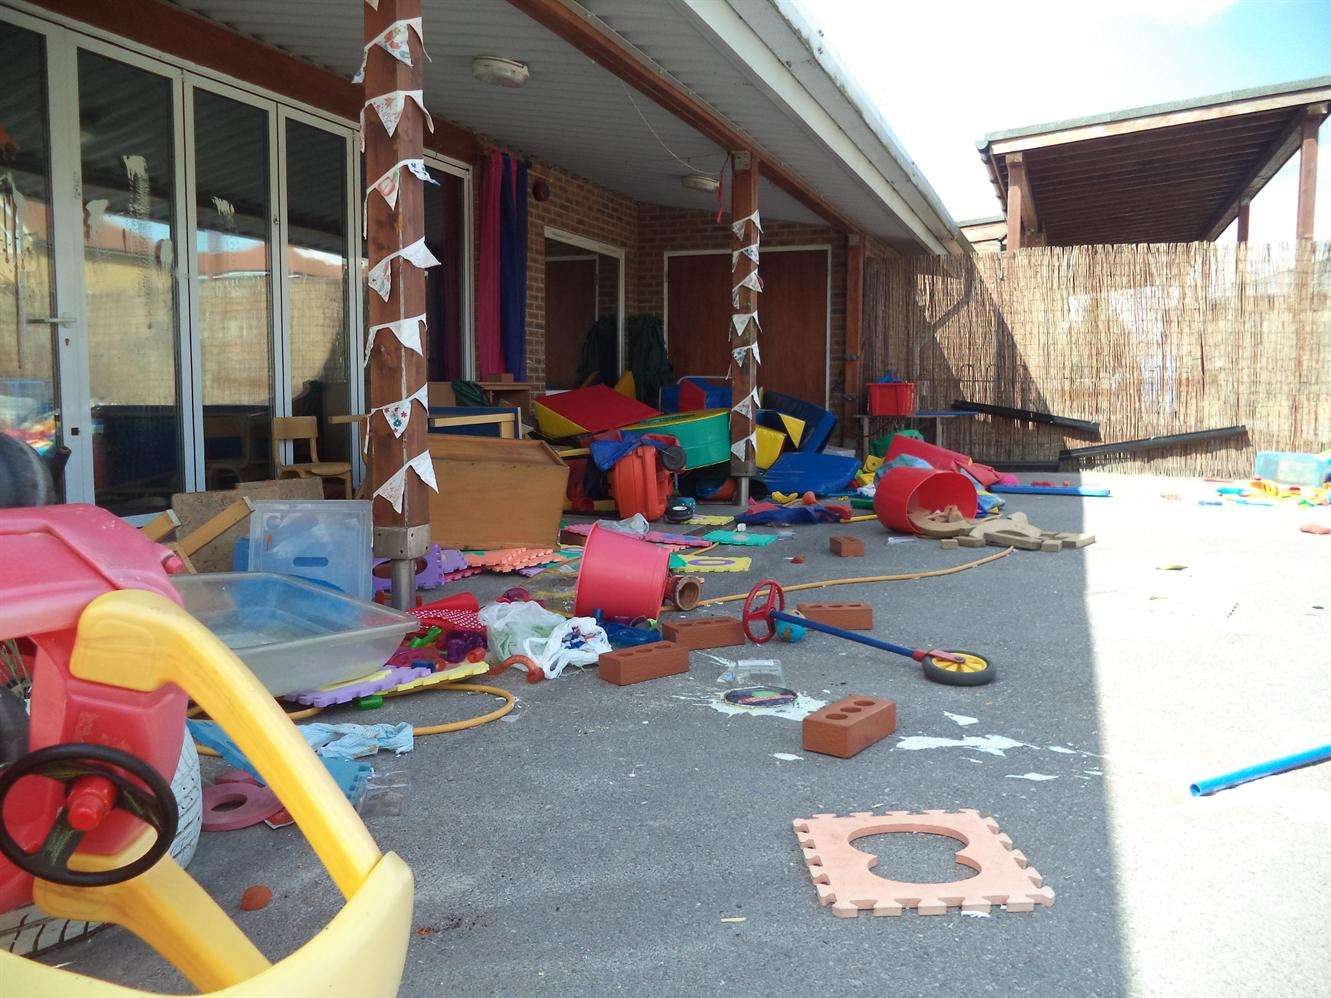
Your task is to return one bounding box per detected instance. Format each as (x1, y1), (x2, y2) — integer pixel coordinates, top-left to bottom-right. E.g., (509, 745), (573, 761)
(171, 572), (416, 697)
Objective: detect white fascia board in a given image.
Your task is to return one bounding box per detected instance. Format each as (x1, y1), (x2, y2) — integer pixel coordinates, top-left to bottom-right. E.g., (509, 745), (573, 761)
(675, 0), (956, 253)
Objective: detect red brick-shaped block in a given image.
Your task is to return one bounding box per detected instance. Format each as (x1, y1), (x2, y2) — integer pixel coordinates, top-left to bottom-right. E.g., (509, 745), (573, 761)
(598, 641), (690, 686)
(659, 616), (746, 650)
(796, 602), (874, 630)
(828, 535), (864, 557)
(803, 696), (896, 758)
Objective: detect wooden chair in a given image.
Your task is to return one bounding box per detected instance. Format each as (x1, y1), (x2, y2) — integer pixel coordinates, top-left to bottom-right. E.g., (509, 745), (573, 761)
(271, 416), (353, 498)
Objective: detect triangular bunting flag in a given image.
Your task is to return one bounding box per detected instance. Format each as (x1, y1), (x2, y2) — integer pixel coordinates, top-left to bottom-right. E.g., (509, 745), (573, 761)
(363, 158), (440, 233)
(730, 432), (757, 461)
(368, 237), (442, 302)
(359, 90), (434, 149)
(365, 313), (426, 362)
(730, 210), (762, 239)
(731, 244), (760, 268)
(373, 449), (439, 513)
(353, 17), (429, 83)
(373, 383), (430, 438)
(730, 312), (760, 338)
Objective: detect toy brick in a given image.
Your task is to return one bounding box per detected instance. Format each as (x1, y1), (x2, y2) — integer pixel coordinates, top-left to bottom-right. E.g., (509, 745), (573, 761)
(803, 696), (896, 758)
(1040, 540), (1062, 552)
(939, 538), (959, 550)
(828, 535), (865, 557)
(796, 602), (874, 630)
(659, 616), (746, 650)
(598, 641), (690, 686)
(956, 535), (985, 548)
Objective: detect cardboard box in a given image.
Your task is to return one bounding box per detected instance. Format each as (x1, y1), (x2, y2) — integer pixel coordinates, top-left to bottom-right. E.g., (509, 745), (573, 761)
(426, 436), (567, 550)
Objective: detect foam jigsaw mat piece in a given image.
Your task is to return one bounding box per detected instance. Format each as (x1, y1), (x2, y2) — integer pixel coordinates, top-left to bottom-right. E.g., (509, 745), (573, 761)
(686, 514), (735, 526)
(702, 529), (780, 547)
(282, 666), (433, 707)
(673, 554), (753, 573)
(385, 660), (488, 693)
(792, 809), (1054, 918)
(464, 548), (558, 572)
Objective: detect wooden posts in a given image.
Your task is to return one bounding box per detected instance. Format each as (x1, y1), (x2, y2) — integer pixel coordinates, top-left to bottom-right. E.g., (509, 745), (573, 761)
(728, 151), (760, 500)
(843, 235), (864, 439)
(1005, 153), (1038, 251)
(364, 0), (431, 607)
(1296, 108), (1321, 240)
(1236, 202), (1250, 244)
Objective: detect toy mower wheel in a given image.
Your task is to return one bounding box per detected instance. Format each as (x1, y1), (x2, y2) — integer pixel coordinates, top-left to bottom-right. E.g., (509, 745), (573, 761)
(921, 650), (996, 687)
(742, 579), (785, 644)
(0, 743), (178, 888)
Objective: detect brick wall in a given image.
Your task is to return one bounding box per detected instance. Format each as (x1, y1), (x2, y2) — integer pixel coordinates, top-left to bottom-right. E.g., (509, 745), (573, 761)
(474, 140), (639, 389)
(635, 204), (848, 404)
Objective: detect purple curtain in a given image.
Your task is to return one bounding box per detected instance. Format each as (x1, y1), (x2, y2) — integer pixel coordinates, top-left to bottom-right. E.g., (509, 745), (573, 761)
(498, 154), (528, 381)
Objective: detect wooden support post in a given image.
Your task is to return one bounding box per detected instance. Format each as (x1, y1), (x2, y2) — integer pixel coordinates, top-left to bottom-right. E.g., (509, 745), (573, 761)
(1296, 109), (1320, 240)
(365, 0), (431, 608)
(843, 235), (864, 440)
(1236, 201), (1250, 244)
(728, 151), (760, 503)
(1006, 154), (1027, 251)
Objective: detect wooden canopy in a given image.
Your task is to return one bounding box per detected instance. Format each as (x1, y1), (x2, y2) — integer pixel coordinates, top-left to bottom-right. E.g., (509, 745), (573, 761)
(977, 77), (1331, 247)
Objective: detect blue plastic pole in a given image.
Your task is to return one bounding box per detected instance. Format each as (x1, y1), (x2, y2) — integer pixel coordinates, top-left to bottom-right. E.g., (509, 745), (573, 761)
(769, 609), (917, 660)
(1190, 743), (1331, 797)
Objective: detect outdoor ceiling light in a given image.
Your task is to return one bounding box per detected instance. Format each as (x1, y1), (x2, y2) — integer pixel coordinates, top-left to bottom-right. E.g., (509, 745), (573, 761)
(472, 56), (530, 88)
(681, 174), (719, 194)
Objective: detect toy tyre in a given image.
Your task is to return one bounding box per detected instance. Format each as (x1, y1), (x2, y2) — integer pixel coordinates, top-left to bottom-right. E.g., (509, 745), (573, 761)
(0, 736), (201, 957)
(921, 650), (995, 687)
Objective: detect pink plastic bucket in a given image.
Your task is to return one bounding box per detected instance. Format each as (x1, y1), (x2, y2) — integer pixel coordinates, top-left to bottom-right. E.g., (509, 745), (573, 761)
(874, 467), (977, 533)
(573, 522), (671, 620)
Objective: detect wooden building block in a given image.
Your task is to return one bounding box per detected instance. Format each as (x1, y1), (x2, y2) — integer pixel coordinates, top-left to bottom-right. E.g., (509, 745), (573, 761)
(803, 696), (896, 758)
(939, 538), (959, 550)
(660, 616), (746, 650)
(797, 602), (874, 630)
(828, 535), (865, 557)
(598, 641), (690, 686)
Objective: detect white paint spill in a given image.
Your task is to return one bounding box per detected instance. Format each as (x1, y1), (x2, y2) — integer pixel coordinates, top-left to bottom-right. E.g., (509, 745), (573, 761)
(894, 734), (1028, 757)
(1047, 746), (1077, 754)
(1083, 769), (1103, 776)
(961, 910), (991, 918)
(1006, 772), (1058, 782)
(671, 691), (826, 722)
(943, 712), (979, 727)
(772, 753), (803, 762)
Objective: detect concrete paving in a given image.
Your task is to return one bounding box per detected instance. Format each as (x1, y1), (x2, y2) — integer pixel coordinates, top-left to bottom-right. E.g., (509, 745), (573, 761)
(41, 473), (1331, 996)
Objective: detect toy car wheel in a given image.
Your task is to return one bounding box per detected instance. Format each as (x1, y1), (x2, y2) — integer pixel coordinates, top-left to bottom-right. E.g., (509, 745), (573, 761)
(921, 650), (995, 687)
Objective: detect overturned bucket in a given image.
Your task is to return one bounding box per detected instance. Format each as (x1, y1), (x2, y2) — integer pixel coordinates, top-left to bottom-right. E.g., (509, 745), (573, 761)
(874, 467), (977, 534)
(573, 522), (671, 620)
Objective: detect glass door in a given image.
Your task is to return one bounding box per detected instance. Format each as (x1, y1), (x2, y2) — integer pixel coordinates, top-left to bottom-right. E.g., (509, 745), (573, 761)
(0, 21), (68, 496)
(76, 48), (189, 514)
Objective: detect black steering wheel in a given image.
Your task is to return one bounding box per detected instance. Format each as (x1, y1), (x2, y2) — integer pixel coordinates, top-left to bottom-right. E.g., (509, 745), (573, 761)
(0, 743), (178, 887)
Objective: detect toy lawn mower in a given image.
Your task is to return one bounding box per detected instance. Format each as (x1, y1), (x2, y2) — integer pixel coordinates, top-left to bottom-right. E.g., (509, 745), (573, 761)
(0, 505), (412, 995)
(742, 579), (995, 686)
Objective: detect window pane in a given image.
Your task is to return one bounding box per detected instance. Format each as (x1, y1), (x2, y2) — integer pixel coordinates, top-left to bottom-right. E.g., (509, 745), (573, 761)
(285, 120), (350, 463)
(0, 24), (62, 492)
(194, 88), (273, 488)
(79, 50), (183, 514)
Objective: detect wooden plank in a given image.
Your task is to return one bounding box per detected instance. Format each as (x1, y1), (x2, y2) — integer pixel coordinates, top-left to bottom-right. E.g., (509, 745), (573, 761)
(1297, 109), (1322, 240)
(1059, 426), (1247, 461)
(1236, 202), (1250, 244)
(174, 499), (254, 558)
(1005, 157), (1026, 250)
(138, 510), (179, 543)
(503, 0), (857, 234)
(950, 400), (1099, 436)
(989, 85), (1331, 156)
(843, 236), (864, 437)
(170, 479), (321, 573)
(365, 0), (430, 571)
(1202, 104), (1325, 241)
(729, 152), (760, 478)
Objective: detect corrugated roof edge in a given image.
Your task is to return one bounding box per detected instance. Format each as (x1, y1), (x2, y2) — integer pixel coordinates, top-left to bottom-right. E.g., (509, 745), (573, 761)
(976, 74), (1331, 151)
(759, 0), (965, 251)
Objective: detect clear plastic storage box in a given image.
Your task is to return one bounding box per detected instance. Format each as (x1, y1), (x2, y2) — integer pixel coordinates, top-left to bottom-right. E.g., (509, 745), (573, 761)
(245, 499), (373, 601)
(1252, 451), (1331, 488)
(171, 572), (416, 696)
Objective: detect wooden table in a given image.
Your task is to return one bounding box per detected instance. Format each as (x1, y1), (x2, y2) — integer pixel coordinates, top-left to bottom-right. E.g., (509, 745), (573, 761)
(474, 381), (534, 417)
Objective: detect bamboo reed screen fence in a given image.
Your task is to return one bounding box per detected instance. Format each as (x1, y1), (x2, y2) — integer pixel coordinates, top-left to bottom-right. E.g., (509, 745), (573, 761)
(865, 242), (1330, 477)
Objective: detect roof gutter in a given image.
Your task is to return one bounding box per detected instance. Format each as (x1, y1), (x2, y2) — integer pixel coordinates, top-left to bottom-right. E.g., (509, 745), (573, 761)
(675, 0), (961, 254)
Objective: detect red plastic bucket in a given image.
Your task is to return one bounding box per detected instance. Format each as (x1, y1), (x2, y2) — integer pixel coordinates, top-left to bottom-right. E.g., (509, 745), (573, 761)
(874, 467), (977, 533)
(573, 522), (671, 620)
